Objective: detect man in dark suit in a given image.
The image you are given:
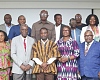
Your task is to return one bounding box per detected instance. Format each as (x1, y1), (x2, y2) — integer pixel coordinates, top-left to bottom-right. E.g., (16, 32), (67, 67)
(54, 14), (66, 42)
(79, 30), (100, 80)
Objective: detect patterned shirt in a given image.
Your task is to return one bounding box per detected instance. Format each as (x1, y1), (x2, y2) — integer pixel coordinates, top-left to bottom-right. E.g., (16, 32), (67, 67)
(32, 40), (61, 74)
(57, 38), (79, 80)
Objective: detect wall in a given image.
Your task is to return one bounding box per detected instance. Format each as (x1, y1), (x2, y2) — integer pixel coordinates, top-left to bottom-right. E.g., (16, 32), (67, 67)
(0, 1), (100, 9)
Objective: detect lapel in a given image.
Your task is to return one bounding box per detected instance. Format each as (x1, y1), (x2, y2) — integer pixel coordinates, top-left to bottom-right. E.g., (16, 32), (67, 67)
(87, 41), (96, 55)
(3, 24), (6, 32)
(60, 24), (63, 39)
(19, 35), (25, 52)
(26, 36), (30, 52)
(82, 42), (85, 56)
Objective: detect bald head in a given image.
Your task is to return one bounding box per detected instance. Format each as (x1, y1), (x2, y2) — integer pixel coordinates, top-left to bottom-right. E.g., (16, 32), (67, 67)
(84, 30), (94, 43)
(20, 24), (28, 38)
(40, 10), (48, 15)
(40, 10), (48, 21)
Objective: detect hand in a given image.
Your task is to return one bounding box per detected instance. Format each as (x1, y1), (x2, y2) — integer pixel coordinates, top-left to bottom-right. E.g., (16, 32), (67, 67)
(44, 65), (49, 72)
(98, 72), (100, 78)
(77, 71), (81, 79)
(20, 64), (26, 71)
(58, 58), (62, 62)
(41, 63), (48, 69)
(61, 57), (68, 63)
(25, 64), (32, 71)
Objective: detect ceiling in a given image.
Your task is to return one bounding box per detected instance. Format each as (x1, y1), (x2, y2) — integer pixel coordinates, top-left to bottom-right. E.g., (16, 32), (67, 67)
(0, 0), (100, 2)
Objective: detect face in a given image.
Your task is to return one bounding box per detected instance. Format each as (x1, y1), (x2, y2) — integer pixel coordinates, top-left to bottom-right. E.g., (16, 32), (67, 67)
(40, 29), (48, 40)
(89, 16), (96, 25)
(0, 32), (5, 42)
(54, 15), (62, 25)
(20, 26), (28, 38)
(40, 10), (48, 21)
(75, 14), (82, 23)
(62, 27), (70, 37)
(18, 16), (26, 25)
(4, 14), (12, 24)
(84, 31), (93, 43)
(70, 20), (77, 28)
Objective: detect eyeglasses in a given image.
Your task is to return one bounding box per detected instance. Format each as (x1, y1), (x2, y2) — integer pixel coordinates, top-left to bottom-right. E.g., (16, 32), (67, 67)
(40, 13), (48, 17)
(63, 30), (69, 32)
(84, 35), (93, 37)
(75, 16), (81, 19)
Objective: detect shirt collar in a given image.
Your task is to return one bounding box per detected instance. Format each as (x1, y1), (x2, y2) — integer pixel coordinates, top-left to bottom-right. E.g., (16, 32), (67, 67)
(39, 20), (50, 24)
(59, 37), (72, 43)
(20, 35), (28, 41)
(55, 24), (61, 27)
(41, 39), (48, 44)
(5, 23), (12, 28)
(85, 40), (94, 46)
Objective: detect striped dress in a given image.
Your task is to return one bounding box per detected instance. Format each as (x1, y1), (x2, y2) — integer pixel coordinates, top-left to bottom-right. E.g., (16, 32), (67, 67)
(32, 40), (61, 74)
(57, 38), (79, 80)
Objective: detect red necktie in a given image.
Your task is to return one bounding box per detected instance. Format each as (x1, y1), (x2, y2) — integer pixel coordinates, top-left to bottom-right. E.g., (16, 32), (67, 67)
(24, 39), (26, 52)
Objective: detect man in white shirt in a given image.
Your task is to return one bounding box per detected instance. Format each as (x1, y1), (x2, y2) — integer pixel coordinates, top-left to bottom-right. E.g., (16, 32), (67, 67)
(54, 14), (66, 42)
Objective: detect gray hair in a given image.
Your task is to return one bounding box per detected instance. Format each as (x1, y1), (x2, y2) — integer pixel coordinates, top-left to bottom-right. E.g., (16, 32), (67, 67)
(20, 24), (28, 29)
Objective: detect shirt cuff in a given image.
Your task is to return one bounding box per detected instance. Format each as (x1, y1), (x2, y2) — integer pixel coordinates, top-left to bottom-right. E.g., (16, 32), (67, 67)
(28, 60), (34, 67)
(33, 58), (43, 65)
(47, 57), (56, 64)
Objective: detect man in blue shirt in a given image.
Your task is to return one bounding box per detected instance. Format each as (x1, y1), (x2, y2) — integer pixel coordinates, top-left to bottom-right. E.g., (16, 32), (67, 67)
(79, 30), (100, 80)
(8, 15), (31, 43)
(69, 18), (81, 45)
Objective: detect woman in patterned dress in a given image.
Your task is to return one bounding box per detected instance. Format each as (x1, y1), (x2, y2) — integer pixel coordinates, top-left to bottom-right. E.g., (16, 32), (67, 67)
(0, 30), (12, 80)
(57, 26), (79, 80)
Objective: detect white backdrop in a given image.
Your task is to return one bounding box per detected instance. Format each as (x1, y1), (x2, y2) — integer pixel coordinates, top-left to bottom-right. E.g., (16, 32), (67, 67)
(0, 8), (92, 28)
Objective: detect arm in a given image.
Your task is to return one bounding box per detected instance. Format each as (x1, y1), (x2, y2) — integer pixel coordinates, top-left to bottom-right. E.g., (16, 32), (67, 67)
(51, 25), (56, 41)
(80, 27), (85, 43)
(71, 41), (79, 59)
(31, 24), (36, 39)
(11, 38), (23, 67)
(8, 27), (14, 41)
(47, 57), (56, 64)
(28, 27), (31, 37)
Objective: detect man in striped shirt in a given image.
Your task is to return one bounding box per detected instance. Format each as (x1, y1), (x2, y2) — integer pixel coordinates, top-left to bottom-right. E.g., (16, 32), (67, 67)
(32, 27), (61, 80)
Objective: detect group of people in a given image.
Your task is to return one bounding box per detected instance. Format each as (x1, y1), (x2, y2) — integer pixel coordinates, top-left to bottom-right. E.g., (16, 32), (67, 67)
(0, 9), (100, 80)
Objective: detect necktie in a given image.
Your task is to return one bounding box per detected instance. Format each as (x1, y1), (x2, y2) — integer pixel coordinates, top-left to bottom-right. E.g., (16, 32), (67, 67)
(85, 43), (89, 56)
(24, 39), (26, 52)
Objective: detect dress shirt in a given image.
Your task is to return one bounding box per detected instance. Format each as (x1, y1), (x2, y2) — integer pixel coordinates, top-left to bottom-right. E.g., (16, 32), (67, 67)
(55, 24), (61, 43)
(8, 25), (31, 40)
(85, 40), (94, 52)
(33, 39), (56, 65)
(71, 28), (81, 45)
(5, 24), (12, 36)
(31, 20), (56, 41)
(21, 36), (27, 52)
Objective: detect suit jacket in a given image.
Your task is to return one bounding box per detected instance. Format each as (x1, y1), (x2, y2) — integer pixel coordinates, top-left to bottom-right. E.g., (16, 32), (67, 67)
(59, 24), (66, 39)
(0, 23), (14, 33)
(11, 35), (35, 74)
(79, 40), (100, 78)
